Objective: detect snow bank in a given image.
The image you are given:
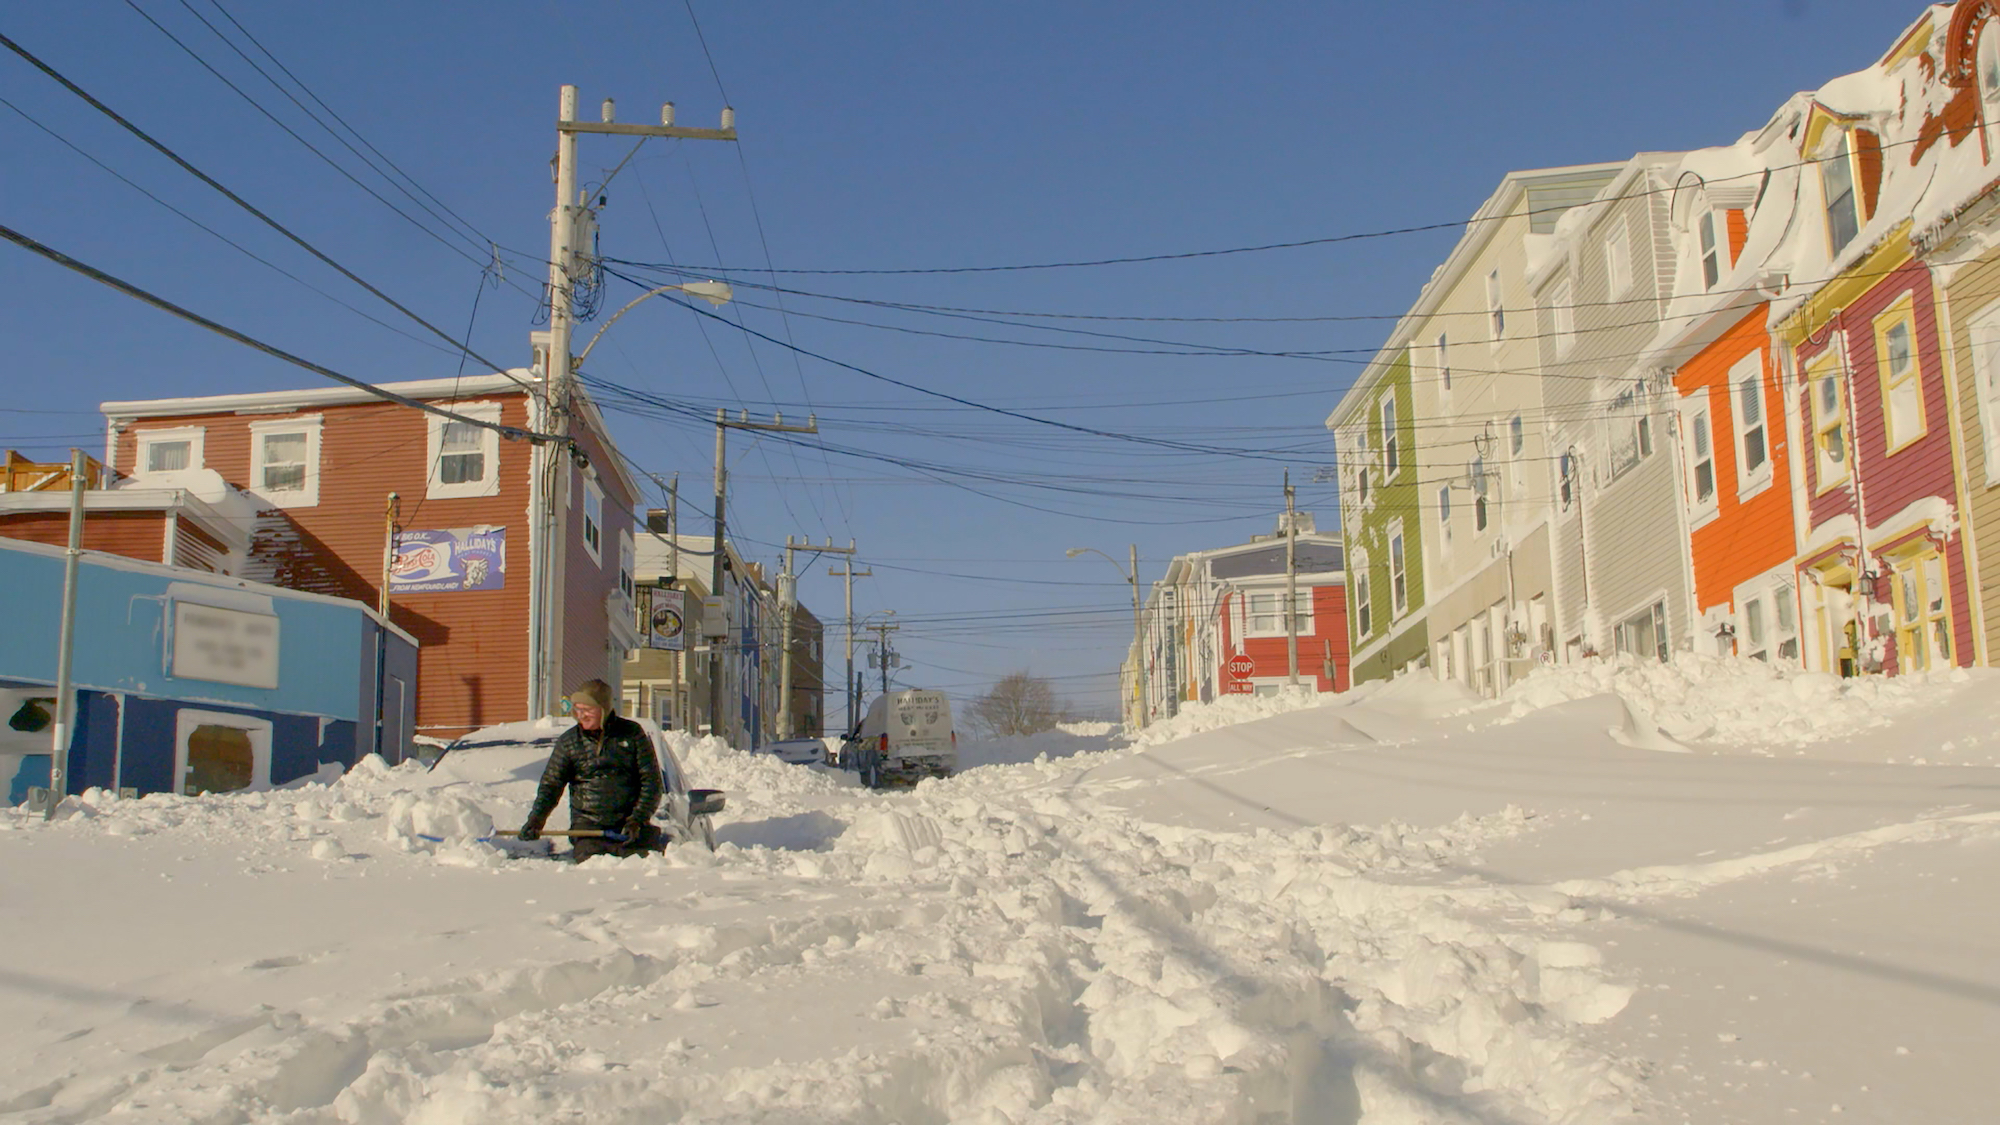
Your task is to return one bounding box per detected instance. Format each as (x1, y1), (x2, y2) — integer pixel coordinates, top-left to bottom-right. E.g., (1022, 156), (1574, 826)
(1500, 653), (1977, 747)
(956, 726), (1118, 770)
(1128, 686), (1341, 748)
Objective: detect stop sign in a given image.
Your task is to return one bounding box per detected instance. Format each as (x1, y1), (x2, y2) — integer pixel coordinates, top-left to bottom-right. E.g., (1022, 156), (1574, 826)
(1227, 655), (1255, 679)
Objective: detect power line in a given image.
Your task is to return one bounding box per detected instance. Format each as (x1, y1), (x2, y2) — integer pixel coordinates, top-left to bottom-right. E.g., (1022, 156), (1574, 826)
(0, 222), (554, 443)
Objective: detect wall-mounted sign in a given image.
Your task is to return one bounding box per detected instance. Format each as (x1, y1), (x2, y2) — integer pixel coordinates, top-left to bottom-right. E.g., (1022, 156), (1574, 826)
(390, 526), (506, 593)
(171, 601), (280, 689)
(642, 587), (686, 651)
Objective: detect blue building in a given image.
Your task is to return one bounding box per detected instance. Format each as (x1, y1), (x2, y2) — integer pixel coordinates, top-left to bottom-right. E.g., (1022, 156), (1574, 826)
(1, 538), (417, 803)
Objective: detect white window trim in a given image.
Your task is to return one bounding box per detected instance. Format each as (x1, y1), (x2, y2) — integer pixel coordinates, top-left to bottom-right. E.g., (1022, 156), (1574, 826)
(1379, 391), (1399, 477)
(617, 528), (636, 608)
(1243, 585), (1315, 638)
(1486, 269), (1505, 345)
(1967, 301), (2000, 487)
(1351, 548), (1372, 640)
(135, 425), (206, 476)
(1388, 520), (1409, 617)
(1605, 221), (1633, 298)
(1696, 209), (1726, 291)
(1875, 297), (1925, 456)
(1808, 354), (1851, 494)
(247, 415), (322, 508)
(424, 401), (503, 500)
(1437, 485), (1453, 549)
(581, 472), (604, 566)
(1679, 390), (1719, 529)
(1549, 279), (1576, 356)
(1728, 352), (1774, 501)
(1435, 331), (1452, 397)
(1732, 570), (1802, 666)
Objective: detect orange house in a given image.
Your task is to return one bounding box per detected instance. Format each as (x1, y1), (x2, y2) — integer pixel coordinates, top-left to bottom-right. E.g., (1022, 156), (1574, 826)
(1669, 305), (1803, 662)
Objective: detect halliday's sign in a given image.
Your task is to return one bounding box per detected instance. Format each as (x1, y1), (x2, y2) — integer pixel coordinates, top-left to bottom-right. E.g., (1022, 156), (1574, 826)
(642, 587), (687, 651)
(390, 526), (506, 593)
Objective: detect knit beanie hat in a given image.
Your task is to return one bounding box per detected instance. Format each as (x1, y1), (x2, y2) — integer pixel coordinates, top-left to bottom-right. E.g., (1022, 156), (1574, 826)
(567, 678), (615, 714)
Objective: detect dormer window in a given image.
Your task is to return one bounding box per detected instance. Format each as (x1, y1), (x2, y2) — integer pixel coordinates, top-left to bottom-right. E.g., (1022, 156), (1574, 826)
(1980, 25), (2000, 105)
(1822, 135), (1861, 256)
(1698, 211), (1724, 290)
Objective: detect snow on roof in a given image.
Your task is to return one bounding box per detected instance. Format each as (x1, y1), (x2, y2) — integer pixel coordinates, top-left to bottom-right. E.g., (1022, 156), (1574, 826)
(100, 371), (540, 418)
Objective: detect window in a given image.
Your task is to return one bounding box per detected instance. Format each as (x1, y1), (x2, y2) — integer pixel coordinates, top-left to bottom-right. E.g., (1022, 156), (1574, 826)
(1549, 280), (1576, 354)
(1808, 355), (1849, 491)
(1380, 393), (1399, 476)
(1875, 299), (1923, 452)
(1889, 550), (1952, 672)
(1352, 550), (1372, 638)
(1729, 353), (1770, 495)
(425, 402), (503, 499)
(1437, 486), (1452, 545)
(1607, 382), (1652, 480)
(1508, 413), (1526, 495)
(1471, 456), (1490, 532)
(1697, 211), (1724, 290)
(1822, 134), (1861, 257)
(247, 416), (321, 507)
(1605, 223), (1632, 297)
(1247, 590), (1312, 636)
(1436, 331), (1452, 393)
(174, 709), (271, 797)
(1683, 396), (1717, 517)
(618, 529), (635, 605)
(1389, 525), (1408, 615)
(1615, 599), (1670, 663)
(1486, 269), (1505, 338)
(1559, 452), (1577, 510)
(1357, 467), (1370, 505)
(1967, 302), (2000, 484)
(135, 426), (204, 475)
(581, 473), (604, 564)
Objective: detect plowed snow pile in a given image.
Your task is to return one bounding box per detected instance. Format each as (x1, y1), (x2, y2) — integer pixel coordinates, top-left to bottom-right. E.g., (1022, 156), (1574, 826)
(4, 661), (1998, 1123)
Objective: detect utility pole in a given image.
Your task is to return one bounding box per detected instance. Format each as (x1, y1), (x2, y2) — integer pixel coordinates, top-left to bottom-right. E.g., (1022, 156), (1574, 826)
(872, 618), (901, 697)
(778, 536), (855, 739)
(47, 449), (86, 818)
(378, 492), (400, 619)
(707, 410), (816, 747)
(1285, 471), (1300, 686)
(828, 563), (871, 732)
(1128, 544), (1148, 729)
(528, 86), (736, 721)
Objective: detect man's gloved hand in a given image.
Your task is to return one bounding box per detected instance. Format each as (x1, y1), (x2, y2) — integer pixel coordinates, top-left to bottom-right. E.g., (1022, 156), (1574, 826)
(620, 817), (646, 844)
(517, 821), (543, 842)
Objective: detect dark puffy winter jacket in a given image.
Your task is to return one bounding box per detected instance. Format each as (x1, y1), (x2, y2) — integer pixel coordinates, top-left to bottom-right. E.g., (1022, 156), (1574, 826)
(523, 714), (663, 831)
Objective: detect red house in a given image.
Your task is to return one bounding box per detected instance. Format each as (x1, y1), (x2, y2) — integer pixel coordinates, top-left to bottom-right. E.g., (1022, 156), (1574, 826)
(96, 367), (642, 737)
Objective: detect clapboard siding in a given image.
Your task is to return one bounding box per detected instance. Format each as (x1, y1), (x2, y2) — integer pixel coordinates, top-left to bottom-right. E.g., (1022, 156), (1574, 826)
(0, 509), (169, 563)
(1944, 256), (2000, 662)
(1680, 307), (1795, 612)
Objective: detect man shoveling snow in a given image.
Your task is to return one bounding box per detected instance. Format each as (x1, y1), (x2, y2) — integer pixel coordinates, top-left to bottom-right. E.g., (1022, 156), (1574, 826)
(516, 679), (663, 861)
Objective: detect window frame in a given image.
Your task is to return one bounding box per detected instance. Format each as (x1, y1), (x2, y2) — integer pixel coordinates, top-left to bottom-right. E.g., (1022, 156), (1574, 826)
(1486, 269), (1505, 341)
(1729, 351), (1773, 499)
(1244, 587), (1314, 638)
(581, 472), (604, 565)
(1379, 391), (1399, 477)
(1351, 548), (1372, 639)
(1388, 522), (1408, 616)
(424, 400), (504, 500)
(1697, 210), (1724, 291)
(1605, 381), (1652, 482)
(1471, 455), (1491, 532)
(1821, 132), (1862, 258)
(1605, 221), (1633, 298)
(1549, 278), (1577, 355)
(135, 425), (205, 475)
(1874, 296), (1924, 455)
(1435, 331), (1452, 396)
(246, 415), (322, 508)
(1679, 390), (1718, 526)
(1807, 352), (1851, 494)
(1966, 300), (2000, 487)
(617, 528), (636, 607)
(1437, 485), (1453, 547)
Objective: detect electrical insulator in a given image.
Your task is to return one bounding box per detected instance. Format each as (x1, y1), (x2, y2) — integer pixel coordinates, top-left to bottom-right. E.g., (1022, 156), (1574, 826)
(601, 98), (615, 123)
(720, 106), (736, 131)
(661, 102), (676, 126)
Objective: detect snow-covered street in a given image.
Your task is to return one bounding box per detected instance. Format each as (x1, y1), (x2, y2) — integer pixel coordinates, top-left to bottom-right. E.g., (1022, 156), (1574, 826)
(6, 660), (1998, 1124)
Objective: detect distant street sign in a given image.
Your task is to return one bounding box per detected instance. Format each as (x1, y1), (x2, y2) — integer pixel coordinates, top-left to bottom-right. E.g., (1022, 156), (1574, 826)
(1226, 655), (1255, 679)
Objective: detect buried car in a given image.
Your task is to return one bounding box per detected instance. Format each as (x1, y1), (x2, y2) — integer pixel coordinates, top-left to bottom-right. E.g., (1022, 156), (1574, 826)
(431, 717), (723, 850)
(755, 737), (836, 767)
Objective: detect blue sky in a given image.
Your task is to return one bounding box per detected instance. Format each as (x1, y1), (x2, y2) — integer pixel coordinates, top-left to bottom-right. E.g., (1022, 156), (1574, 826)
(0, 1), (1933, 721)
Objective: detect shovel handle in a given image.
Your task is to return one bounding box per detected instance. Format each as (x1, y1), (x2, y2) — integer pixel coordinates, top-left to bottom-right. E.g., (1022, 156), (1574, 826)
(495, 828), (626, 840)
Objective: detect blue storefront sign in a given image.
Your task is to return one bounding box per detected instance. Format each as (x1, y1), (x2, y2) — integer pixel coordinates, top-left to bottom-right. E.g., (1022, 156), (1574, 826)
(390, 526), (506, 593)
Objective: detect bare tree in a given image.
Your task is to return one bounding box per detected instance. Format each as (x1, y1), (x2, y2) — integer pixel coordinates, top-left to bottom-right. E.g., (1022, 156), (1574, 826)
(969, 670), (1070, 737)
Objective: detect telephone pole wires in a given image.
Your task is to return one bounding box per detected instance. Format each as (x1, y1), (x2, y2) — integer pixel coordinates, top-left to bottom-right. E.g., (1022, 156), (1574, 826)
(828, 563), (871, 731)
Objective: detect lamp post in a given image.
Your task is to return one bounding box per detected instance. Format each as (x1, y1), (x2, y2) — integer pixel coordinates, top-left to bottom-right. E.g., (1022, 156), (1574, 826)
(1068, 545), (1147, 730)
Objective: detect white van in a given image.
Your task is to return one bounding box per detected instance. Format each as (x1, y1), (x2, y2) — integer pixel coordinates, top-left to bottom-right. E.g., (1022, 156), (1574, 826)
(840, 690), (955, 788)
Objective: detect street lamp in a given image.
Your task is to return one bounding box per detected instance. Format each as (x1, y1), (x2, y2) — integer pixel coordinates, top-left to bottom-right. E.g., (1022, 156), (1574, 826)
(574, 280), (733, 372)
(1067, 545), (1147, 730)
